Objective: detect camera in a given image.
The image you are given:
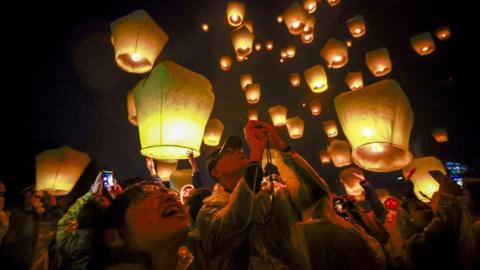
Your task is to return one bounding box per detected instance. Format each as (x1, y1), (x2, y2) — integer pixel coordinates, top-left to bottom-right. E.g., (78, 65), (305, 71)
(101, 170), (114, 188)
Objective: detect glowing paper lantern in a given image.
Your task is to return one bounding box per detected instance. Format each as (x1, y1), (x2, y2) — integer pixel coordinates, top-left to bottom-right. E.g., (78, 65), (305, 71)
(345, 39), (352, 47)
(203, 118), (224, 146)
(432, 128), (448, 143)
(309, 100), (322, 116)
(345, 72), (363, 91)
(170, 169), (193, 192)
(277, 15), (283, 23)
(226, 1), (245, 27)
(240, 73), (253, 90)
(340, 167), (366, 200)
(248, 108), (258, 120)
(286, 45), (296, 58)
(245, 83), (261, 104)
(127, 89), (138, 126)
(435, 26), (450, 40)
(347, 15), (366, 38)
(280, 49), (288, 59)
(255, 43), (262, 51)
(290, 73), (301, 87)
(327, 139), (352, 167)
(134, 61), (214, 159)
(265, 40), (274, 50)
(36, 146), (90, 195)
(286, 116), (305, 139)
(301, 33), (314, 44)
(375, 188), (390, 203)
(365, 47), (392, 77)
(334, 79), (414, 172)
(231, 25), (254, 57)
(403, 156), (446, 202)
(304, 64), (328, 93)
(411, 32), (436, 56)
(303, 15), (316, 34)
(110, 10), (169, 74)
(219, 55), (232, 71)
(319, 149), (331, 164)
(303, 0), (317, 13)
(327, 0), (341, 6)
(268, 105), (288, 126)
(155, 159), (178, 181)
(323, 120), (338, 137)
(283, 2), (308, 35)
(320, 38), (348, 69)
(201, 23), (209, 32)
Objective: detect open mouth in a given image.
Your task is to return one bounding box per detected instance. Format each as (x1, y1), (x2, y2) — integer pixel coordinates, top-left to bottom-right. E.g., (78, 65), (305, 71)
(162, 204), (183, 218)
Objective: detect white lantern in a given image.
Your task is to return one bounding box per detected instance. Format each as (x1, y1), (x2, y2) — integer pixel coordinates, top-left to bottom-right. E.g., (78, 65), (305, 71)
(347, 15), (366, 38)
(304, 64), (328, 93)
(410, 32), (436, 56)
(327, 139), (352, 167)
(286, 116), (305, 139)
(345, 72), (363, 91)
(268, 105), (288, 126)
(365, 47), (392, 77)
(320, 38), (348, 69)
(203, 118), (224, 146)
(226, 1), (245, 27)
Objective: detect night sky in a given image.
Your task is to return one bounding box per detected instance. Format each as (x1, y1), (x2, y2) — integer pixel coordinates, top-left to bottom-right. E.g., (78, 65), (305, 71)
(8, 0), (480, 204)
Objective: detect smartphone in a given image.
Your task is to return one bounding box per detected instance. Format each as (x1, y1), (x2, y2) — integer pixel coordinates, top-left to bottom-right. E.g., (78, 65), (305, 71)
(101, 171), (114, 188)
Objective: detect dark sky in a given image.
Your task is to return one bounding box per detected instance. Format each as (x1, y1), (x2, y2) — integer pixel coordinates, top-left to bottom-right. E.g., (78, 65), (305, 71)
(8, 0), (480, 200)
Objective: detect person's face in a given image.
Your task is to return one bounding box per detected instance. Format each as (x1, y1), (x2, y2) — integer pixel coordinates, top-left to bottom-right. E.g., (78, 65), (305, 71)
(30, 194), (45, 214)
(213, 147), (249, 179)
(181, 186), (194, 204)
(124, 186), (190, 249)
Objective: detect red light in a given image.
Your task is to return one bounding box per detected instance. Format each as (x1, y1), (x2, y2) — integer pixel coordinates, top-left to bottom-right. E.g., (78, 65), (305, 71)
(384, 197), (399, 211)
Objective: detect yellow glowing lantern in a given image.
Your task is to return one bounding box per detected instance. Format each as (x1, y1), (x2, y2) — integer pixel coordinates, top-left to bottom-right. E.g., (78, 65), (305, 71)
(240, 73), (253, 90)
(345, 39), (352, 47)
(277, 15), (283, 23)
(319, 149), (331, 164)
(365, 47), (392, 77)
(301, 33), (314, 44)
(110, 10), (169, 74)
(327, 139), (352, 167)
(432, 128), (448, 143)
(280, 49), (288, 59)
(154, 159), (178, 181)
(248, 108), (258, 121)
(245, 83), (261, 104)
(411, 32), (436, 56)
(134, 61), (214, 159)
(127, 89), (138, 126)
(268, 105), (288, 126)
(265, 40), (274, 50)
(303, 0), (317, 14)
(323, 120), (338, 137)
(334, 79), (414, 172)
(403, 156), (446, 202)
(327, 0), (341, 6)
(304, 64), (328, 93)
(286, 116), (305, 139)
(347, 15), (366, 38)
(283, 2), (308, 35)
(435, 26), (450, 40)
(345, 72), (364, 91)
(255, 42), (262, 51)
(309, 100), (322, 116)
(219, 55), (232, 71)
(169, 169), (193, 192)
(231, 25), (254, 57)
(303, 15), (316, 34)
(226, 1), (245, 27)
(320, 38), (349, 69)
(203, 118), (224, 146)
(201, 23), (209, 32)
(35, 146), (90, 195)
(340, 167), (366, 200)
(375, 188), (390, 203)
(286, 45), (296, 58)
(290, 73), (301, 87)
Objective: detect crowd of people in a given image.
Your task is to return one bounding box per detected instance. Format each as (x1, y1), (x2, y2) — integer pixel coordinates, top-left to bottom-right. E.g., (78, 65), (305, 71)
(0, 120), (479, 270)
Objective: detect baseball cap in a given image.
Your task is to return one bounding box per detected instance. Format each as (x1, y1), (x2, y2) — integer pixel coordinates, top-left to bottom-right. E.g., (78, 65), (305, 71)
(206, 136), (243, 179)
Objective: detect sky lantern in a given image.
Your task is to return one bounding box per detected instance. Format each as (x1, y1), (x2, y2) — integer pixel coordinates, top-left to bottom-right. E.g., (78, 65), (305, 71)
(319, 149), (331, 164)
(309, 100), (322, 116)
(365, 47), (392, 77)
(279, 58), (285, 63)
(110, 10), (169, 74)
(280, 49), (288, 59)
(323, 120), (338, 137)
(301, 33), (314, 44)
(134, 61), (214, 159)
(154, 159), (178, 181)
(290, 73), (301, 87)
(36, 146), (90, 195)
(303, 0), (317, 13)
(320, 38), (349, 68)
(240, 73), (253, 90)
(435, 26), (450, 40)
(283, 2), (308, 35)
(245, 83), (261, 104)
(345, 72), (364, 91)
(303, 15), (316, 34)
(286, 116), (305, 139)
(327, 139), (352, 167)
(277, 15), (283, 23)
(265, 40), (274, 50)
(375, 188), (390, 203)
(219, 55), (232, 71)
(347, 15), (366, 38)
(127, 88), (138, 126)
(403, 156), (446, 202)
(231, 25), (254, 57)
(327, 0), (341, 6)
(411, 32), (436, 56)
(268, 105), (288, 126)
(203, 118), (224, 146)
(226, 1), (245, 27)
(255, 42), (262, 51)
(304, 64), (328, 93)
(248, 108), (258, 120)
(201, 23), (209, 32)
(432, 128), (448, 143)
(345, 39), (352, 47)
(334, 79), (414, 172)
(340, 167), (366, 201)
(286, 45), (296, 58)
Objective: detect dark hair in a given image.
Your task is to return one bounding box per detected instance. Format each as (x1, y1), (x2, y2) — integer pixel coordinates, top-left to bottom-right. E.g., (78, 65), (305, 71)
(187, 187), (212, 221)
(463, 178), (480, 213)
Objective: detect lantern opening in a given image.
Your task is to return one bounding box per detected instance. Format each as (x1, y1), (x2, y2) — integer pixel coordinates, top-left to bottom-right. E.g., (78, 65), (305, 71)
(117, 53), (151, 71)
(141, 146), (200, 160)
(352, 142), (412, 172)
